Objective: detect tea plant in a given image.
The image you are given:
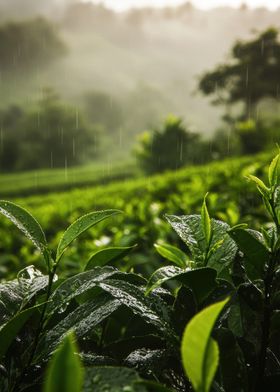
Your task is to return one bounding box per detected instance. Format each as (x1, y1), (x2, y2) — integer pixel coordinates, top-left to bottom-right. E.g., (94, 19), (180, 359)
(0, 154), (279, 391)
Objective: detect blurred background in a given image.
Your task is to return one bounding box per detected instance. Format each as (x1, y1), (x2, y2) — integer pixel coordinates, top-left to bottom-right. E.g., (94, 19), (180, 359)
(1, 0), (280, 278)
(0, 0), (280, 183)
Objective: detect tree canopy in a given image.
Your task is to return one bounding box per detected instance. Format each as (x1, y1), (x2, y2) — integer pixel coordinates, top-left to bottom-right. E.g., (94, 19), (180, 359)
(135, 115), (202, 174)
(0, 91), (97, 172)
(198, 28), (280, 118)
(0, 17), (66, 72)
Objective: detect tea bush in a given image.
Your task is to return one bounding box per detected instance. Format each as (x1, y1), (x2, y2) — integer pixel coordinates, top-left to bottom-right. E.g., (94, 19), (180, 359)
(0, 153), (279, 391)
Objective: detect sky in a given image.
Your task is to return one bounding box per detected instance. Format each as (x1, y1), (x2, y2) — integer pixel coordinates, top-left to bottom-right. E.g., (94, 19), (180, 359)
(89, 0), (280, 11)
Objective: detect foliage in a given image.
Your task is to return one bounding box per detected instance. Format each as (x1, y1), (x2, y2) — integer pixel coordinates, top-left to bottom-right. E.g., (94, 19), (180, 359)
(135, 115), (204, 174)
(199, 28), (280, 118)
(0, 17), (66, 72)
(0, 90), (97, 171)
(0, 153), (279, 391)
(0, 152), (273, 280)
(0, 160), (136, 198)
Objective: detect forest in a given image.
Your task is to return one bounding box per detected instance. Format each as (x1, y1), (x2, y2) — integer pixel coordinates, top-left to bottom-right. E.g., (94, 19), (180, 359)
(0, 1), (280, 391)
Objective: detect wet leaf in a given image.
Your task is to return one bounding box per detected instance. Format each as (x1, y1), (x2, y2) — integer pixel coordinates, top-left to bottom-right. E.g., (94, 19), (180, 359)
(166, 215), (237, 277)
(83, 366), (146, 391)
(228, 228), (269, 279)
(37, 294), (120, 359)
(0, 200), (47, 253)
(145, 266), (217, 303)
(85, 245), (135, 270)
(0, 302), (44, 361)
(98, 279), (176, 342)
(47, 266), (121, 316)
(56, 209), (122, 262)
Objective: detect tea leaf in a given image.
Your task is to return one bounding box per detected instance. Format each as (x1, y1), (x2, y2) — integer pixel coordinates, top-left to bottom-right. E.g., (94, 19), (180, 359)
(228, 228), (269, 279)
(0, 200), (47, 253)
(146, 266), (217, 303)
(269, 153), (280, 187)
(85, 245), (135, 270)
(201, 194), (211, 247)
(181, 298), (229, 392)
(56, 210), (122, 262)
(154, 243), (187, 268)
(0, 303), (44, 360)
(43, 332), (83, 392)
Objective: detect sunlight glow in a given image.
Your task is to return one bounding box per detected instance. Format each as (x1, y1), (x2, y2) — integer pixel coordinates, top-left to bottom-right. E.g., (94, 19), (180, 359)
(89, 0), (280, 12)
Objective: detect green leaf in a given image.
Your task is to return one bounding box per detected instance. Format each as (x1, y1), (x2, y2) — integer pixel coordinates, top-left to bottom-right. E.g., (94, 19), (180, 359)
(145, 266), (217, 303)
(154, 243), (187, 268)
(201, 194), (212, 247)
(85, 246), (135, 271)
(37, 294), (120, 360)
(97, 279), (176, 343)
(228, 228), (269, 279)
(0, 200), (47, 253)
(269, 153), (280, 187)
(247, 175), (270, 196)
(181, 298), (229, 392)
(56, 209), (122, 262)
(43, 332), (83, 392)
(166, 215), (237, 277)
(47, 266), (121, 316)
(83, 366), (147, 392)
(0, 303), (44, 360)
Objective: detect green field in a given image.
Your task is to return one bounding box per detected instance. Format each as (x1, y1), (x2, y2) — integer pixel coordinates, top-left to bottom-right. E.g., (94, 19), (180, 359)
(0, 152), (272, 279)
(0, 160), (137, 198)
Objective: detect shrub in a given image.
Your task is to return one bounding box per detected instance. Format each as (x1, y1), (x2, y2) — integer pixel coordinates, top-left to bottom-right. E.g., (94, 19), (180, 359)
(135, 115), (202, 174)
(0, 154), (279, 391)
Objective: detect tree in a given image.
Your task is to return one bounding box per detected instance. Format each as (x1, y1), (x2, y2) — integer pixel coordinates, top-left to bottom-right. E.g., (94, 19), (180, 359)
(0, 17), (66, 73)
(0, 90), (97, 172)
(198, 28), (280, 119)
(135, 115), (201, 174)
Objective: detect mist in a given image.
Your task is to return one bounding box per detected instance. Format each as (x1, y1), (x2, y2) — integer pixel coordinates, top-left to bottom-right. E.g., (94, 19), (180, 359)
(0, 1), (279, 159)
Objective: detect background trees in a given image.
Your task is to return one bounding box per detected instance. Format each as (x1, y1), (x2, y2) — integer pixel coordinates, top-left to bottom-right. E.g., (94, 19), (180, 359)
(0, 91), (97, 171)
(199, 28), (280, 120)
(0, 17), (66, 73)
(135, 115), (204, 174)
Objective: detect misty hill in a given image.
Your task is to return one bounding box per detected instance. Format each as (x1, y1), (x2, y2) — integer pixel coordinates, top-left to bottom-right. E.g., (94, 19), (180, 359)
(0, 1), (279, 153)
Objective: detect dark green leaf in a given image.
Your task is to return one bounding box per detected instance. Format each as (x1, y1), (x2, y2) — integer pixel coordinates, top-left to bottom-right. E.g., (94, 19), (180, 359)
(98, 279), (177, 342)
(83, 366), (147, 391)
(47, 266), (121, 316)
(0, 303), (44, 360)
(37, 294), (120, 360)
(215, 328), (248, 392)
(85, 246), (135, 271)
(228, 228), (269, 279)
(166, 215), (237, 277)
(0, 200), (47, 253)
(146, 266), (217, 303)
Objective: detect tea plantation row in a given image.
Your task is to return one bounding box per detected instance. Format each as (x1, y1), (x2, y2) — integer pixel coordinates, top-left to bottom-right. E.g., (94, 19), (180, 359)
(0, 152), (272, 279)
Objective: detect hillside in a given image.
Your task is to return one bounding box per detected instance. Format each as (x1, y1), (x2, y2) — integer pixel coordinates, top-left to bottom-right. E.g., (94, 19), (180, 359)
(0, 2), (280, 152)
(0, 152), (272, 279)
